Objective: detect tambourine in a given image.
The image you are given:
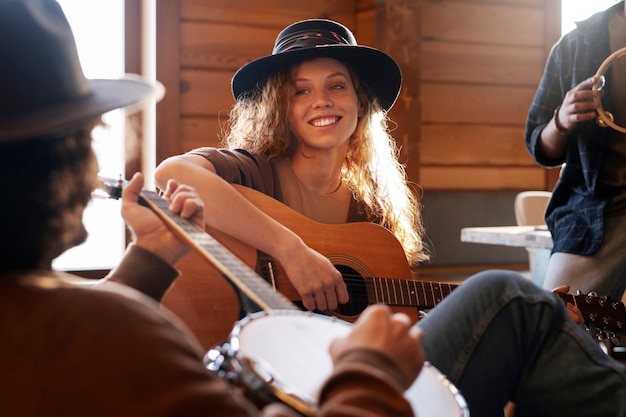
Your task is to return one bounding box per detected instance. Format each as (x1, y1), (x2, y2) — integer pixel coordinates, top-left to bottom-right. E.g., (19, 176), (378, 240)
(592, 46), (626, 133)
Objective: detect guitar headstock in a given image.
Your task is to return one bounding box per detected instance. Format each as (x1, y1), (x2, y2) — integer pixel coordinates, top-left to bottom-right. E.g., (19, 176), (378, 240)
(557, 292), (626, 344)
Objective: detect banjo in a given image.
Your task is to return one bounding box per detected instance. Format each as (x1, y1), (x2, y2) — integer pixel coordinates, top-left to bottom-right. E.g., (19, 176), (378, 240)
(206, 310), (468, 417)
(101, 177), (469, 417)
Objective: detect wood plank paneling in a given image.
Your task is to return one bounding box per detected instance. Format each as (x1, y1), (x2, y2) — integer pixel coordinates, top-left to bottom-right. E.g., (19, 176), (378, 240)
(180, 70), (233, 116)
(357, 0), (544, 11)
(181, 0), (354, 26)
(449, 0), (543, 5)
(421, 40), (544, 86)
(420, 166), (545, 190)
(421, 83), (537, 125)
(420, 125), (532, 166)
(355, 0), (374, 11)
(181, 22), (279, 71)
(181, 116), (223, 151)
(354, 7), (375, 47)
(412, 0), (549, 191)
(421, 2), (544, 47)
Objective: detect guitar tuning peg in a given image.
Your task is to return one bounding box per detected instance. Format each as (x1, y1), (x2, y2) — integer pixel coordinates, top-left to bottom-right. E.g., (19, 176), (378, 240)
(576, 290), (583, 295)
(588, 291), (598, 297)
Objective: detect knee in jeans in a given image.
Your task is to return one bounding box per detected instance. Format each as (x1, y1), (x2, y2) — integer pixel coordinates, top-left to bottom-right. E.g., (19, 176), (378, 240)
(467, 269), (539, 295)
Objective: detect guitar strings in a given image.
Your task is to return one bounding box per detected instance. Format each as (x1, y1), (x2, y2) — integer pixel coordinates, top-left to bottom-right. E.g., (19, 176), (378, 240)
(258, 264), (457, 301)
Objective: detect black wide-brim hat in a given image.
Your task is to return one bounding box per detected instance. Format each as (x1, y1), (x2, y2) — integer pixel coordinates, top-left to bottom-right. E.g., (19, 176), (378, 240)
(0, 0), (163, 143)
(231, 19), (402, 112)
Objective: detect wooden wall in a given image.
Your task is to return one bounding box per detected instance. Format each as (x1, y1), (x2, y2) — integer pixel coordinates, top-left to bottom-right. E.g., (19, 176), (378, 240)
(154, 0), (562, 270)
(353, 0), (561, 191)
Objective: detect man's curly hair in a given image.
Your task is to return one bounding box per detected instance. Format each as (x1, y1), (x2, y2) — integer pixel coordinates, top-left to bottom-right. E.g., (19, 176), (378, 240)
(0, 126), (98, 270)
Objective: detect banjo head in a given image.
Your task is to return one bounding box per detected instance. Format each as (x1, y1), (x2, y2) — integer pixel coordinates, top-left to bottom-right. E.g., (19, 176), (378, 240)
(205, 310), (469, 417)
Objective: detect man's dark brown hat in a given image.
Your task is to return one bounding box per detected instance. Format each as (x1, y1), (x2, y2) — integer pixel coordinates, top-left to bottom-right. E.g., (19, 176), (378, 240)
(0, 0), (163, 143)
(231, 19), (402, 111)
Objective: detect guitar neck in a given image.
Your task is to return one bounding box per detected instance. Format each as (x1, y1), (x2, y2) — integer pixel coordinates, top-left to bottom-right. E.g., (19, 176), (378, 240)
(366, 277), (459, 309)
(139, 190), (298, 312)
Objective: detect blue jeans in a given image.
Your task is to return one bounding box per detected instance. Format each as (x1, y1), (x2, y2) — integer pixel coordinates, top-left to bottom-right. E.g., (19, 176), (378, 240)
(417, 270), (626, 417)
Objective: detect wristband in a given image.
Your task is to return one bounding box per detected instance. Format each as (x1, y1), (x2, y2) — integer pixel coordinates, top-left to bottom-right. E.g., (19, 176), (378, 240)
(553, 105), (572, 136)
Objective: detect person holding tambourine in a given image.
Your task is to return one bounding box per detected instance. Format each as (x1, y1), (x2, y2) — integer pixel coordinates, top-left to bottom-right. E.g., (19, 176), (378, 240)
(525, 1), (626, 301)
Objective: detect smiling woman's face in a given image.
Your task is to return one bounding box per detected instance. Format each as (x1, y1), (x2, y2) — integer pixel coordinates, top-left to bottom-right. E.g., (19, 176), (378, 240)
(287, 57), (361, 154)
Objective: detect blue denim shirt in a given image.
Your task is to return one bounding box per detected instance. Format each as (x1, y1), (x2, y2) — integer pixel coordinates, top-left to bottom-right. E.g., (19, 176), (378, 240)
(524, 2), (624, 256)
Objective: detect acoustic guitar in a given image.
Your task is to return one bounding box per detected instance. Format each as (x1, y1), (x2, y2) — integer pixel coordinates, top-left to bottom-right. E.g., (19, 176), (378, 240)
(161, 184), (460, 349)
(159, 184), (626, 351)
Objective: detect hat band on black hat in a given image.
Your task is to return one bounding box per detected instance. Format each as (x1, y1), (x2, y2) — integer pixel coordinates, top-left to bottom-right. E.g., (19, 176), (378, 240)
(232, 19), (402, 111)
(273, 30), (352, 54)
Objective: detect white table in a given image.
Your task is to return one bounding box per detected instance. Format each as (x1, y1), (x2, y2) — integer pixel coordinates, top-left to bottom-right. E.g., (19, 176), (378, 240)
(460, 225), (553, 249)
(460, 225), (553, 285)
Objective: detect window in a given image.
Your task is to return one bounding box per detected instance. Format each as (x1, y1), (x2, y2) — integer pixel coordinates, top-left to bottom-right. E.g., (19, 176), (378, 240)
(52, 0), (126, 271)
(561, 0), (620, 35)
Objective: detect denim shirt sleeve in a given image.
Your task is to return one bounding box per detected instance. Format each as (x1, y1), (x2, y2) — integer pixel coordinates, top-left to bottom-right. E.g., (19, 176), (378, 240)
(525, 41), (570, 167)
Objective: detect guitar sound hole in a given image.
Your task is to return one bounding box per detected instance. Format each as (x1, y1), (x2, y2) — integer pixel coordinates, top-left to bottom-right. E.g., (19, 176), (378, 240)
(292, 265), (368, 317)
(334, 265), (368, 317)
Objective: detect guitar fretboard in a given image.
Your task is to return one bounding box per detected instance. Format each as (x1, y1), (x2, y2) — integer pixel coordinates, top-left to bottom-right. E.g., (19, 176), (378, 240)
(141, 190), (298, 312)
(367, 278), (458, 309)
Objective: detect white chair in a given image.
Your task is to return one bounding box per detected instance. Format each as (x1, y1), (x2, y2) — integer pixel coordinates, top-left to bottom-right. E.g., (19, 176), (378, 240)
(514, 191), (551, 226)
(514, 191), (552, 282)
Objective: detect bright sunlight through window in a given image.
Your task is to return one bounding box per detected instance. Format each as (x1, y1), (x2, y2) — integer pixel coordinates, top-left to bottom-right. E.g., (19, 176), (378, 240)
(52, 0), (126, 271)
(562, 0), (621, 35)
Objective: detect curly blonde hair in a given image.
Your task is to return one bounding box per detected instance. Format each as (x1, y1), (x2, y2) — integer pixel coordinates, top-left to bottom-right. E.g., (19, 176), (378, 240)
(221, 62), (429, 266)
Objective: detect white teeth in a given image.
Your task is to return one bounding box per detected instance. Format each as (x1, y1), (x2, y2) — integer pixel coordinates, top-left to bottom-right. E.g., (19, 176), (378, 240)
(312, 117), (337, 127)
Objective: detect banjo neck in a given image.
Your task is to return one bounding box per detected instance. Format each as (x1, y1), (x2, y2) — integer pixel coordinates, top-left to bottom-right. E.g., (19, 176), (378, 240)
(100, 176), (299, 313)
(138, 189), (299, 313)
